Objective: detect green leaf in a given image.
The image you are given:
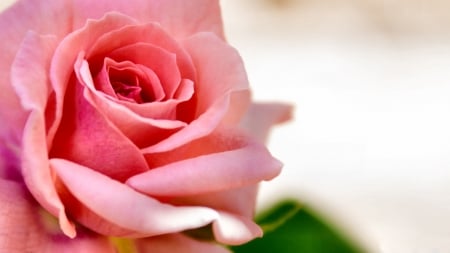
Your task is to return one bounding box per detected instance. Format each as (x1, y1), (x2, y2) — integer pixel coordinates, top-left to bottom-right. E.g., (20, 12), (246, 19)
(231, 199), (366, 253)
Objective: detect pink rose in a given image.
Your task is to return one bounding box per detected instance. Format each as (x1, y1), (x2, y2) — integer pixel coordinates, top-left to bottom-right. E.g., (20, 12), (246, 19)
(0, 0), (291, 252)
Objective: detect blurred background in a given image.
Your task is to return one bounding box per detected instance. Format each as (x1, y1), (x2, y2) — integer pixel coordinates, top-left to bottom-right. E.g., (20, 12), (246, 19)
(221, 0), (450, 252)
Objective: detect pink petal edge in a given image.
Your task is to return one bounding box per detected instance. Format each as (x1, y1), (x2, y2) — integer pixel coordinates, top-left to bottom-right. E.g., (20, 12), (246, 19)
(71, 0), (225, 39)
(10, 31), (76, 238)
(51, 158), (219, 237)
(127, 130), (282, 196)
(240, 102), (293, 142)
(52, 158), (263, 244)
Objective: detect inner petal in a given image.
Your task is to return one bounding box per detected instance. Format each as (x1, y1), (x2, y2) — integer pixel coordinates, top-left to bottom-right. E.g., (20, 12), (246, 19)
(108, 43), (181, 99)
(94, 58), (165, 104)
(109, 67), (143, 103)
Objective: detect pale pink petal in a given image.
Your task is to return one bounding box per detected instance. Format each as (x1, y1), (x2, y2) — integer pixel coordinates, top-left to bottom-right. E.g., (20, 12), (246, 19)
(167, 189), (265, 244)
(0, 179), (115, 253)
(0, 0), (72, 140)
(182, 32), (250, 122)
(4, 32), (56, 182)
(71, 0), (224, 39)
(21, 111), (75, 237)
(9, 31), (75, 237)
(240, 102), (293, 142)
(51, 158), (220, 237)
(170, 185), (259, 219)
(212, 211), (263, 245)
(127, 129), (282, 196)
(11, 32), (57, 112)
(142, 97), (230, 153)
(143, 32), (251, 153)
(136, 233), (231, 253)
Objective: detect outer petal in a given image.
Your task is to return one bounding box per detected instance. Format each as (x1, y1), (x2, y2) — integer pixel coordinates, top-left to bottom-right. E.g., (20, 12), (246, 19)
(127, 129), (282, 196)
(71, 0), (225, 39)
(11, 32), (75, 237)
(52, 159), (263, 244)
(0, 180), (43, 253)
(47, 235), (115, 253)
(170, 185), (259, 220)
(182, 33), (250, 122)
(51, 158), (219, 237)
(0, 0), (72, 141)
(135, 234), (231, 253)
(0, 139), (21, 181)
(0, 179), (115, 253)
(212, 211), (263, 245)
(240, 103), (293, 142)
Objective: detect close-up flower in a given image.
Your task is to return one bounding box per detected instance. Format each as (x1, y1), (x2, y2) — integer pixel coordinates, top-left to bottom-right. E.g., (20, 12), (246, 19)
(0, 0), (291, 252)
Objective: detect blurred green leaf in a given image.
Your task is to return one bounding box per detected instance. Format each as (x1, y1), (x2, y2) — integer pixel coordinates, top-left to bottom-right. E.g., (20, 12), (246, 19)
(231, 199), (366, 253)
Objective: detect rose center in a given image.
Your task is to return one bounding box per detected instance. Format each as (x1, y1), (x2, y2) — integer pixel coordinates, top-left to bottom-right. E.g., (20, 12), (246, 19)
(108, 67), (154, 103)
(109, 68), (143, 103)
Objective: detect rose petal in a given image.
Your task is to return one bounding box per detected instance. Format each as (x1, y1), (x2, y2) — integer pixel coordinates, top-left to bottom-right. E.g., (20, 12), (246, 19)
(182, 32), (250, 121)
(87, 22), (196, 82)
(108, 42), (181, 98)
(212, 211), (263, 245)
(49, 73), (150, 181)
(20, 111), (76, 237)
(47, 234), (116, 253)
(0, 180), (43, 253)
(127, 129), (282, 196)
(0, 0), (72, 140)
(143, 32), (251, 153)
(170, 185), (259, 218)
(11, 31), (60, 147)
(0, 141), (21, 181)
(11, 32), (57, 111)
(135, 233), (231, 253)
(10, 31), (75, 237)
(71, 0), (225, 39)
(89, 58), (194, 119)
(51, 158), (220, 237)
(48, 12), (138, 145)
(0, 179), (115, 253)
(94, 59), (147, 100)
(240, 103), (293, 142)
(76, 57), (187, 148)
(95, 58), (166, 102)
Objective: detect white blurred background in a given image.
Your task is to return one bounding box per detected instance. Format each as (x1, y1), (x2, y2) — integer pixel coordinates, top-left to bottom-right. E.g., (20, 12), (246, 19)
(221, 0), (450, 252)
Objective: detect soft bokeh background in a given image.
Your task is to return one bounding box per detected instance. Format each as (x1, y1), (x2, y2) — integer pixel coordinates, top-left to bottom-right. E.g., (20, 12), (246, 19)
(1, 0), (450, 252)
(221, 0), (450, 252)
